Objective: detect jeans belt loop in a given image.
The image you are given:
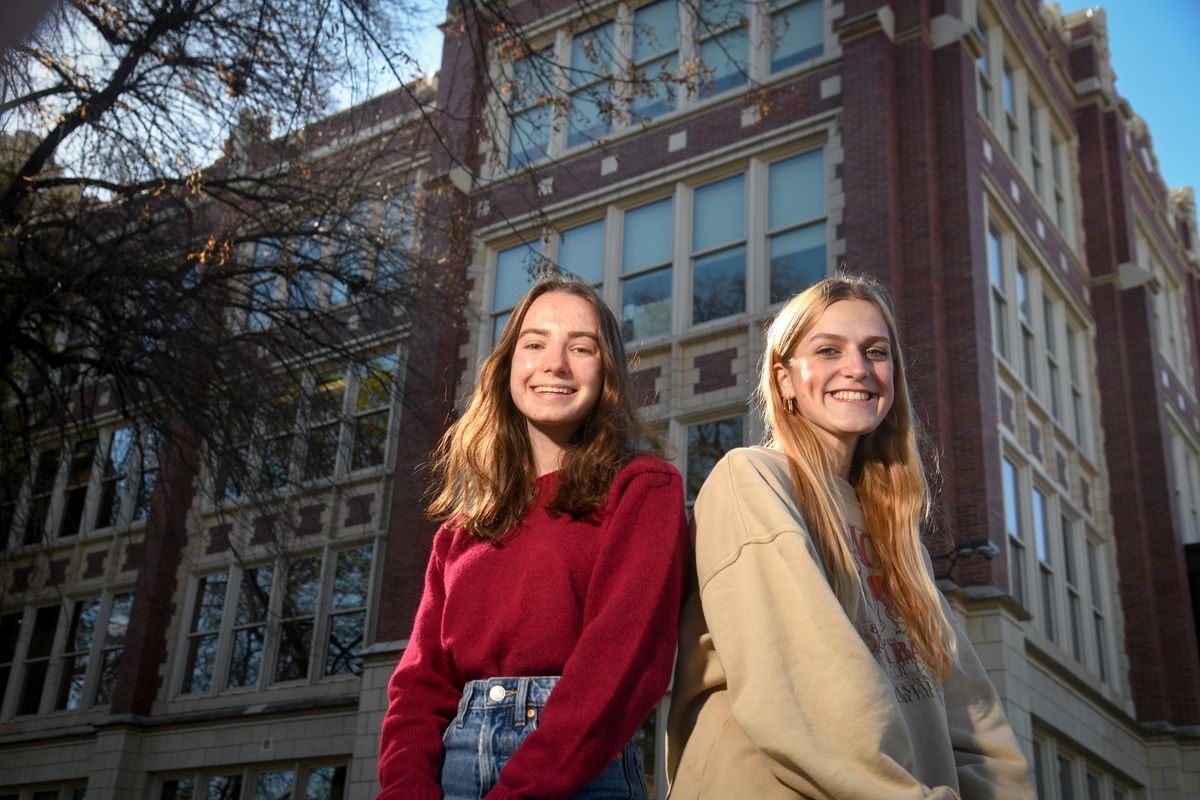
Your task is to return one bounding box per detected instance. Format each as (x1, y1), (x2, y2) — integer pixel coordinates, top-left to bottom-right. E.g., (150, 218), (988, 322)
(456, 681), (474, 728)
(514, 677), (531, 728)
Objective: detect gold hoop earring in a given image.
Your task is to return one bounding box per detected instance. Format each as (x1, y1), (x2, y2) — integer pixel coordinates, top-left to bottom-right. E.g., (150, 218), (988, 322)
(785, 397), (798, 415)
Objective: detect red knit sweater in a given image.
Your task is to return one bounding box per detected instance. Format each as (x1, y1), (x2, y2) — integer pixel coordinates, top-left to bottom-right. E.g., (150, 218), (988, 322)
(377, 456), (689, 800)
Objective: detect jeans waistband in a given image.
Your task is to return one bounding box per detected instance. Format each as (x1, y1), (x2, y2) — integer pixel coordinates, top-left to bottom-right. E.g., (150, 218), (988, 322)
(454, 676), (560, 728)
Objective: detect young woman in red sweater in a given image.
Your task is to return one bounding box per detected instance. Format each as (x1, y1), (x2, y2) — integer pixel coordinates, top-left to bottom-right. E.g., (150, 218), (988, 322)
(377, 275), (689, 799)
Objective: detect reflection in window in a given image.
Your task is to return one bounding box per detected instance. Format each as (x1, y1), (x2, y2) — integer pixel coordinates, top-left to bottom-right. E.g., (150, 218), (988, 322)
(275, 556), (321, 683)
(228, 567), (273, 689)
(57, 597), (100, 710)
(0, 613), (20, 705)
(493, 243), (541, 344)
(325, 546), (372, 676)
(95, 592), (132, 705)
(769, 0), (821, 73)
(351, 354), (396, 471)
(96, 427), (135, 528)
(24, 448), (60, 545)
(508, 52), (552, 169)
(255, 769), (294, 800)
(692, 174), (746, 324)
(686, 417), (743, 502)
(1002, 457), (1025, 607)
(622, 198), (673, 340)
(305, 765), (347, 799)
(18, 605), (60, 715)
(696, 0), (748, 97)
(768, 150), (825, 302)
(0, 459), (27, 548)
(304, 370), (344, 481)
(568, 23), (616, 147)
(557, 220), (604, 285)
(183, 574), (228, 694)
(631, 0), (679, 120)
(60, 438), (96, 537)
(261, 394), (297, 491)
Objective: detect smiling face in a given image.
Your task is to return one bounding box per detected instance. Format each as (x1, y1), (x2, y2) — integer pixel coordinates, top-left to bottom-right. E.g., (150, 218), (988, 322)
(773, 298), (895, 474)
(509, 291), (604, 474)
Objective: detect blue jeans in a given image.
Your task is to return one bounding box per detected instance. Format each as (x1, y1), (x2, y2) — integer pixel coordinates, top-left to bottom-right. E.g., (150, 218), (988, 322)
(441, 676), (649, 799)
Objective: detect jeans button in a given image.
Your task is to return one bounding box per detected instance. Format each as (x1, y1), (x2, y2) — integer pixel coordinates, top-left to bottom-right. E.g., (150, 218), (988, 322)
(488, 685), (506, 702)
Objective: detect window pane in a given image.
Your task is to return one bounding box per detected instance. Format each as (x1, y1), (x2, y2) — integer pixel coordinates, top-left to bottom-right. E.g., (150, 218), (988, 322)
(207, 775), (242, 800)
(557, 220), (604, 284)
(160, 779), (195, 800)
(694, 246), (745, 324)
(623, 200), (673, 273)
(631, 54), (677, 119)
(192, 574), (228, 632)
(57, 654), (89, 710)
(698, 28), (748, 96)
(768, 150), (824, 230)
(227, 626), (266, 689)
(275, 620), (315, 683)
(93, 647), (122, 705)
(325, 611), (366, 676)
(568, 84), (612, 147)
(621, 268), (672, 341)
(255, 769), (295, 800)
(1002, 459), (1020, 539)
(352, 411), (389, 470)
(331, 547), (372, 611)
(183, 634), (219, 694)
(305, 766), (347, 800)
(19, 605), (61, 714)
(494, 244), (540, 311)
(687, 417), (743, 502)
(570, 23), (615, 87)
(633, 0), (679, 62)
(508, 104), (550, 169)
(770, 0), (822, 72)
(769, 222), (825, 303)
(693, 175), (744, 253)
(283, 558), (321, 617)
(1032, 487), (1048, 562)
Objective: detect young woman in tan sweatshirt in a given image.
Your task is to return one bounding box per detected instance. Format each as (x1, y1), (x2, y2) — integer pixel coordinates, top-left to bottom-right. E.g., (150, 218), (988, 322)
(667, 273), (1035, 799)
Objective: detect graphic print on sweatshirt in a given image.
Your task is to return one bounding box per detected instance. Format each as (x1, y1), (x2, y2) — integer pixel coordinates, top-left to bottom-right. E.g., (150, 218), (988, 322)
(847, 524), (939, 705)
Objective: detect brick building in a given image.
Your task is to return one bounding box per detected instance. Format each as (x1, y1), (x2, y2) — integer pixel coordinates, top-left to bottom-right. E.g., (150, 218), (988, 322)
(2, 0), (1199, 798)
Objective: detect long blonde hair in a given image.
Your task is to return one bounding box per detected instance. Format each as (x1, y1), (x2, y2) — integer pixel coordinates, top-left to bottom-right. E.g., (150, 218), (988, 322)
(756, 273), (954, 680)
(427, 274), (663, 541)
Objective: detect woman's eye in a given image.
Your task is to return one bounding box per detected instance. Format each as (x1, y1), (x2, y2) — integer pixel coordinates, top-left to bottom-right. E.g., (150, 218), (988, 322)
(815, 346), (838, 357)
(867, 348), (890, 359)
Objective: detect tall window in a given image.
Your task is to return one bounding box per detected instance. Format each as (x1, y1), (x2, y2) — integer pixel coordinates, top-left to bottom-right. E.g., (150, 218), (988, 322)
(1043, 297), (1062, 421)
(631, 0), (680, 120)
(691, 174), (746, 324)
(1032, 486), (1054, 641)
(58, 438), (96, 538)
(975, 19), (993, 124)
(23, 448), (60, 545)
(1169, 426), (1200, 544)
(1086, 539), (1110, 683)
(0, 460), (26, 550)
(491, 242), (541, 343)
(1061, 515), (1084, 663)
(95, 427), (135, 529)
(768, 0), (822, 73)
(768, 150), (826, 303)
(1051, 135), (1068, 231)
(1065, 324), (1088, 450)
(557, 220), (605, 286)
(567, 23), (616, 148)
(1016, 261), (1036, 393)
(1028, 98), (1044, 197)
(507, 50), (552, 169)
(621, 198), (674, 340)
(17, 605), (61, 716)
(1002, 456), (1026, 607)
(0, 613), (19, 705)
(696, 0), (749, 96)
(180, 545), (374, 697)
(1002, 63), (1018, 155)
(988, 227), (1009, 361)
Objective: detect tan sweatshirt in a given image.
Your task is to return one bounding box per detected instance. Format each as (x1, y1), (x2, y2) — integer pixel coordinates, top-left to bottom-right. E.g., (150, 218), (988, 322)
(666, 447), (1034, 799)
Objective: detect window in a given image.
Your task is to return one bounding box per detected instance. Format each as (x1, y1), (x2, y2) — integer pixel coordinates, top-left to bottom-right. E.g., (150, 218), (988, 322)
(1028, 98), (1044, 197)
(17, 605), (61, 716)
(975, 20), (993, 124)
(158, 762), (346, 800)
(0, 613), (20, 706)
(696, 0), (748, 96)
(686, 416), (744, 503)
(631, 0), (680, 120)
(1086, 539), (1110, 683)
(1002, 62), (1018, 156)
(691, 174), (746, 324)
(1051, 135), (1069, 231)
(1043, 297), (1062, 421)
(1062, 515), (1084, 663)
(349, 354), (398, 471)
(0, 460), (27, 550)
(621, 197), (674, 340)
(768, 0), (822, 73)
(491, 242), (542, 344)
(1032, 486), (1054, 641)
(53, 591), (133, 710)
(1169, 425), (1200, 544)
(1057, 754), (1075, 800)
(260, 394), (297, 492)
(988, 227), (1009, 361)
(180, 545), (374, 697)
(23, 448), (60, 545)
(507, 50), (553, 169)
(1151, 258), (1193, 384)
(1002, 456), (1026, 607)
(303, 370), (345, 482)
(58, 438), (96, 538)
(95, 427), (134, 529)
(768, 150), (826, 303)
(1065, 324), (1088, 451)
(248, 240), (283, 331)
(557, 220), (605, 286)
(1016, 261), (1036, 394)
(567, 23), (616, 148)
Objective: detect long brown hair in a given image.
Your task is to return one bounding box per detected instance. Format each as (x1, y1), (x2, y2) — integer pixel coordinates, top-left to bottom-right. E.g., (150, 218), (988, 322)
(755, 273), (955, 680)
(427, 274), (663, 541)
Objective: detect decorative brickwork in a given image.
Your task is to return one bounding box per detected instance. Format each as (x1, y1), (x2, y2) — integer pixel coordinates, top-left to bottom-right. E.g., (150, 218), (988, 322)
(631, 367), (661, 407)
(693, 349), (737, 394)
(344, 494), (374, 527)
(295, 504), (325, 537)
(207, 523), (232, 554)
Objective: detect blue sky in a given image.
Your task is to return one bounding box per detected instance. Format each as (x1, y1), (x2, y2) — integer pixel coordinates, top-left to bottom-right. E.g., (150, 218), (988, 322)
(403, 2), (1200, 194)
(1082, 0), (1200, 194)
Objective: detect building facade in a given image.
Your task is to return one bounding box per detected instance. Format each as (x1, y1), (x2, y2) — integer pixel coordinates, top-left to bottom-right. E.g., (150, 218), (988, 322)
(2, 1), (1199, 798)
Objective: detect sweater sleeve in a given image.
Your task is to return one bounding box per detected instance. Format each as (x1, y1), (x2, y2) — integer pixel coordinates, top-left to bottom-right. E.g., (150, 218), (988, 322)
(693, 450), (956, 799)
(377, 525), (462, 800)
(940, 598), (1036, 798)
(486, 461), (689, 800)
